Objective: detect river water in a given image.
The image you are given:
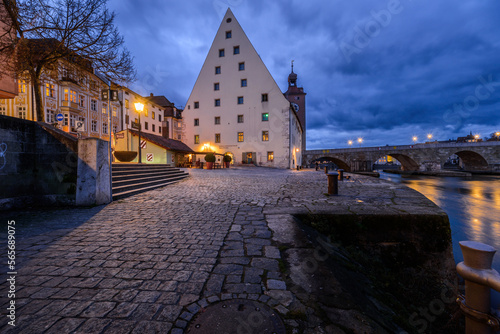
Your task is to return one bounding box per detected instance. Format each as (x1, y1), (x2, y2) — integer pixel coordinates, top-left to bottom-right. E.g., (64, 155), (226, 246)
(379, 172), (500, 307)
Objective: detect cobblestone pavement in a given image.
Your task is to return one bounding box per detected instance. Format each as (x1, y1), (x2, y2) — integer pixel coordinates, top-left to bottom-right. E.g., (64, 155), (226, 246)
(0, 167), (441, 333)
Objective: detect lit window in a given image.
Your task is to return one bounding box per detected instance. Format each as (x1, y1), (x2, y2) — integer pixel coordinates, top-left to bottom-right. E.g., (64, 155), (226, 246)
(262, 113), (269, 121)
(262, 131), (269, 141)
(215, 99), (220, 107)
(194, 118), (199, 126)
(18, 80), (27, 93)
(215, 116), (220, 124)
(214, 83), (220, 91)
(219, 49), (225, 57)
(262, 94), (268, 102)
(238, 132), (244, 142)
(102, 104), (107, 114)
(267, 151), (274, 162)
(226, 30), (232, 39)
(46, 83), (55, 97)
(215, 66), (221, 75)
(125, 99), (129, 109)
(91, 99), (97, 111)
(215, 133), (221, 143)
(145, 109), (148, 117)
(237, 115), (243, 123)
(152, 111), (155, 120)
(112, 107), (117, 117)
(241, 79), (247, 87)
(237, 96), (244, 104)
(233, 46), (240, 54)
(194, 101), (199, 109)
(194, 135), (199, 144)
(238, 62), (245, 71)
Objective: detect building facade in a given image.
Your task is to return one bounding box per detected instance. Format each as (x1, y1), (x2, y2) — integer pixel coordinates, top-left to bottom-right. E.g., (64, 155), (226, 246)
(182, 9), (303, 168)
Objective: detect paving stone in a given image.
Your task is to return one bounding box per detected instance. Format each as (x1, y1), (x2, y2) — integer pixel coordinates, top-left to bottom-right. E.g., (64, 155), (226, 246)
(251, 258), (280, 271)
(267, 279), (287, 290)
(45, 317), (85, 334)
(80, 301), (116, 317)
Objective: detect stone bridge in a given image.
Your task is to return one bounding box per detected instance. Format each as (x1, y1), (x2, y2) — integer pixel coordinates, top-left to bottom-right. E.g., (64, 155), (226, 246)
(304, 141), (500, 172)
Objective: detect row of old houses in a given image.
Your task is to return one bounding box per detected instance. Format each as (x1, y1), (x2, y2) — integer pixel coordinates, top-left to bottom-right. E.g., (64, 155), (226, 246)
(1, 8), (306, 169)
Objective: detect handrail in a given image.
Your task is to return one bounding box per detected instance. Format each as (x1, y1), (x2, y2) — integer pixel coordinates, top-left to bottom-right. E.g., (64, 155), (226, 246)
(456, 241), (500, 333)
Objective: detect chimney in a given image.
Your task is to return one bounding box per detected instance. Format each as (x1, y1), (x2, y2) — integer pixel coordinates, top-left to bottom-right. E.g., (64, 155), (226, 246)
(150, 93), (154, 97)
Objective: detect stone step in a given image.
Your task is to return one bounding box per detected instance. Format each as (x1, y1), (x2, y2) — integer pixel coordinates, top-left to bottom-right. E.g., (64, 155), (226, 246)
(112, 170), (186, 182)
(112, 177), (188, 200)
(112, 172), (188, 188)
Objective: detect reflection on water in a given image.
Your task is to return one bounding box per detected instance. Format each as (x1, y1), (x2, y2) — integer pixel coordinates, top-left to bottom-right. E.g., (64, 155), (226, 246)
(379, 172), (500, 306)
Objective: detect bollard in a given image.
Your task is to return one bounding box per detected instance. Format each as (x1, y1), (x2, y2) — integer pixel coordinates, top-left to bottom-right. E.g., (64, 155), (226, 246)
(327, 172), (339, 195)
(456, 241), (500, 334)
(338, 169), (344, 181)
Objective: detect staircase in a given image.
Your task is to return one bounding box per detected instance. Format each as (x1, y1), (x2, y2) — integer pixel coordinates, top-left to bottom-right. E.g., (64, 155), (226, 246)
(112, 163), (189, 200)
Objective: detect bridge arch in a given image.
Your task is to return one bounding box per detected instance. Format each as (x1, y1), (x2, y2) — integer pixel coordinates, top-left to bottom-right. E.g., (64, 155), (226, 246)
(450, 150), (489, 171)
(375, 154), (420, 171)
(311, 156), (351, 172)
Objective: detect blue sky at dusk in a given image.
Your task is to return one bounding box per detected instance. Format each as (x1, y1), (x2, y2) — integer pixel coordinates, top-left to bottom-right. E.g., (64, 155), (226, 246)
(107, 0), (500, 149)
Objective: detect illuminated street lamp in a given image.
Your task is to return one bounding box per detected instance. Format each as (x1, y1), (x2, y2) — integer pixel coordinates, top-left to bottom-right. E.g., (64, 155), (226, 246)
(427, 134), (433, 140)
(348, 140), (353, 146)
(412, 136), (418, 143)
(474, 134), (480, 141)
(357, 137), (363, 147)
(134, 102), (144, 163)
(495, 132), (500, 139)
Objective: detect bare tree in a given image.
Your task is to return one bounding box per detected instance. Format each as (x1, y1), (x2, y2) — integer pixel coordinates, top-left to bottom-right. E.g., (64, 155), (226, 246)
(0, 0), (135, 121)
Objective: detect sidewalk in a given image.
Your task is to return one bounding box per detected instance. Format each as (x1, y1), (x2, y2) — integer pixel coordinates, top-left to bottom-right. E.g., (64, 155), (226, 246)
(0, 168), (445, 333)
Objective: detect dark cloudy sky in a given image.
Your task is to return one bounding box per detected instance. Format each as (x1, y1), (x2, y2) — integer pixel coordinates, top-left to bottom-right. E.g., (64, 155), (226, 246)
(107, 0), (500, 149)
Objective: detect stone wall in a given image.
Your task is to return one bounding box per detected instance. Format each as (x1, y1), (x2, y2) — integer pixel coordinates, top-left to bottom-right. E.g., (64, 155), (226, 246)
(0, 115), (111, 210)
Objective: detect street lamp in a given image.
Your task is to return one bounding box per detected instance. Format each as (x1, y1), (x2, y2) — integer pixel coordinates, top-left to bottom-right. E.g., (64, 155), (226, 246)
(134, 102), (144, 163)
(357, 137), (363, 147)
(348, 140), (353, 146)
(495, 132), (500, 140)
(427, 134), (433, 140)
(412, 136), (418, 143)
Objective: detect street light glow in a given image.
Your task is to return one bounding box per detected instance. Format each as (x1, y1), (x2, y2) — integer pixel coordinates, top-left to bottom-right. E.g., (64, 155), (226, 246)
(134, 102), (144, 112)
(474, 134), (480, 139)
(357, 137), (363, 143)
(348, 140), (353, 146)
(427, 134), (433, 140)
(496, 132), (500, 137)
(412, 136), (418, 142)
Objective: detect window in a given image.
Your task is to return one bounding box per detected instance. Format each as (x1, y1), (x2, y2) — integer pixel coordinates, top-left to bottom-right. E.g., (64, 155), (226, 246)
(237, 114), (244, 123)
(226, 30), (232, 39)
(113, 107), (117, 117)
(267, 151), (274, 162)
(159, 127), (162, 134)
(145, 122), (149, 130)
(262, 94), (268, 102)
(178, 134), (181, 140)
(113, 125), (117, 133)
(215, 66), (221, 75)
(215, 99), (220, 107)
(215, 133), (221, 143)
(91, 120), (98, 132)
(18, 80), (26, 93)
(102, 122), (108, 134)
(194, 118), (199, 126)
(241, 79), (247, 87)
(91, 99), (97, 111)
(194, 101), (199, 109)
(262, 113), (269, 121)
(159, 115), (162, 122)
(64, 89), (77, 102)
(102, 104), (107, 114)
(238, 62), (245, 71)
(79, 95), (85, 107)
(0, 106), (6, 115)
(238, 132), (244, 142)
(233, 46), (240, 54)
(70, 114), (77, 127)
(219, 49), (225, 57)
(46, 109), (54, 123)
(214, 83), (220, 91)
(152, 111), (155, 120)
(46, 83), (55, 97)
(215, 116), (220, 124)
(63, 113), (68, 126)
(194, 135), (199, 144)
(125, 99), (129, 109)
(145, 109), (148, 117)
(17, 106), (26, 119)
(237, 96), (244, 104)
(152, 124), (155, 132)
(262, 131), (269, 141)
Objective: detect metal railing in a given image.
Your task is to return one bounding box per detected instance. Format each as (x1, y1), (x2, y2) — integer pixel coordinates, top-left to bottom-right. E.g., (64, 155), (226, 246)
(457, 241), (500, 333)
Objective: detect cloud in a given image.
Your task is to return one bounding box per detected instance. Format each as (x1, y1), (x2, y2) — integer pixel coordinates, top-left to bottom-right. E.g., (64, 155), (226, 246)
(107, 0), (500, 148)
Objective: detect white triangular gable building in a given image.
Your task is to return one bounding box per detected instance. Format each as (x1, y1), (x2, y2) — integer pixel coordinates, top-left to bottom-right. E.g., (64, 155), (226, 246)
(182, 8), (303, 169)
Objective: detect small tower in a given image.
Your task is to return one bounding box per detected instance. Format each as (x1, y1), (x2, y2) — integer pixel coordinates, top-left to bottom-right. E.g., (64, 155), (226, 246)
(284, 61), (307, 152)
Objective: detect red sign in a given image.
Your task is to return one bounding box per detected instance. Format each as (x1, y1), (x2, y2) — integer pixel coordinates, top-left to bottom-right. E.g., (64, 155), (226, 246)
(140, 140), (147, 149)
(146, 153), (153, 162)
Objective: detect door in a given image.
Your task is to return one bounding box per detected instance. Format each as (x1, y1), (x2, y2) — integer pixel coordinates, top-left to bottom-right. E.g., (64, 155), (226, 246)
(246, 152), (253, 164)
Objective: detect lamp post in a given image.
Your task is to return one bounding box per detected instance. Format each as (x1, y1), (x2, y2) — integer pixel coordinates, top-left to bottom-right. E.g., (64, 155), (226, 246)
(357, 137), (363, 147)
(348, 140), (353, 147)
(134, 102), (144, 163)
(496, 132), (500, 141)
(412, 136), (418, 144)
(427, 134), (433, 140)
